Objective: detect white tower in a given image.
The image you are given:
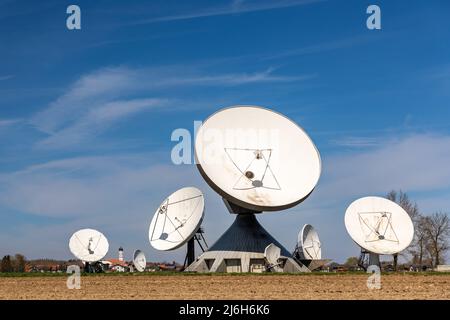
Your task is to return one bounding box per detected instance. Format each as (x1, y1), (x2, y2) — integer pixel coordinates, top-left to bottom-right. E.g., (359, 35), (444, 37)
(118, 247), (124, 261)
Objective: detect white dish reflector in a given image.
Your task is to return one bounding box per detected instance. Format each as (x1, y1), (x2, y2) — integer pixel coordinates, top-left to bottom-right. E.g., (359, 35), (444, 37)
(195, 105), (321, 212)
(149, 187), (204, 251)
(69, 228), (109, 262)
(345, 196), (414, 255)
(299, 224), (321, 260)
(264, 243), (281, 265)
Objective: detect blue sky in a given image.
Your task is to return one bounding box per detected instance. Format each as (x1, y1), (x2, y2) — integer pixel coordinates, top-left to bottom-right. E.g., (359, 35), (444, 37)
(1, 0), (450, 264)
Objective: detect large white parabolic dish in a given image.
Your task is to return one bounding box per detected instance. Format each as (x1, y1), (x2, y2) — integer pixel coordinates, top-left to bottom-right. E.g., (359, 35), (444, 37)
(345, 196), (414, 255)
(195, 105), (321, 212)
(133, 250), (146, 272)
(299, 224), (322, 260)
(149, 187), (204, 251)
(69, 228), (109, 262)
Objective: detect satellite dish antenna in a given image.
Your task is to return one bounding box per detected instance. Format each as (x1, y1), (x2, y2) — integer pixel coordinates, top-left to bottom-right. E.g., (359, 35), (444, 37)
(345, 196), (414, 267)
(186, 106), (318, 273)
(264, 243), (282, 272)
(133, 250), (146, 272)
(149, 187), (204, 251)
(69, 228), (109, 263)
(149, 187), (208, 269)
(264, 243), (281, 265)
(292, 224), (330, 271)
(299, 224), (321, 260)
(195, 105), (321, 212)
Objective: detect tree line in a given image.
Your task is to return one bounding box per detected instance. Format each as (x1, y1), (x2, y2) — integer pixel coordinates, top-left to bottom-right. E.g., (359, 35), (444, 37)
(0, 254), (26, 272)
(387, 190), (449, 268)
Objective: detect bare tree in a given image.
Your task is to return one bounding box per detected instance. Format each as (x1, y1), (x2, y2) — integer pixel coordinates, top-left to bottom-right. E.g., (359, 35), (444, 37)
(344, 257), (359, 267)
(13, 254), (26, 272)
(423, 212), (450, 267)
(387, 190), (420, 221)
(412, 215), (431, 267)
(0, 255), (12, 273)
(386, 190), (420, 270)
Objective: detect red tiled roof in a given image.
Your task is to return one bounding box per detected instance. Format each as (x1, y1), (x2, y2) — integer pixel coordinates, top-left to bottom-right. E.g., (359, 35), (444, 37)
(105, 259), (128, 267)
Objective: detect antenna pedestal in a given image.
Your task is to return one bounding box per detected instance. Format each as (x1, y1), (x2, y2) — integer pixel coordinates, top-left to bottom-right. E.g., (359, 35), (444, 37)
(83, 262), (104, 273)
(369, 253), (380, 268)
(358, 249), (381, 270)
(183, 227), (208, 269)
(223, 199), (261, 215)
(187, 238), (195, 265)
(185, 214), (309, 273)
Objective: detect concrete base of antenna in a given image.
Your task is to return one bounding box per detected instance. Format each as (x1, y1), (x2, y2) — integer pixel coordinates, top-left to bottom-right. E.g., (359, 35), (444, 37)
(185, 214), (310, 273)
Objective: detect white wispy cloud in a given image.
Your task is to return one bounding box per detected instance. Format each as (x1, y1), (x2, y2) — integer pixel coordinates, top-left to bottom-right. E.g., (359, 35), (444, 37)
(0, 155), (181, 218)
(321, 134), (450, 200)
(330, 136), (380, 148)
(232, 0), (246, 11)
(154, 67), (311, 86)
(426, 64), (450, 80)
(0, 75), (13, 81)
(133, 0), (324, 24)
(29, 66), (308, 149)
(35, 98), (169, 149)
(30, 67), (137, 134)
(261, 35), (377, 61)
(0, 118), (21, 127)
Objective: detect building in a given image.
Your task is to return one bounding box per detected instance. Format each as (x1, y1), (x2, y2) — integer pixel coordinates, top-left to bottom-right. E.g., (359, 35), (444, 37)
(436, 265), (450, 272)
(103, 246), (130, 272)
(118, 247), (124, 261)
(103, 259), (129, 272)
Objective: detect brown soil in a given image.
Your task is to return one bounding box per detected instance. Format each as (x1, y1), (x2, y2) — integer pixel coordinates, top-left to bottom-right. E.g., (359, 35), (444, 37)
(1, 274), (449, 300)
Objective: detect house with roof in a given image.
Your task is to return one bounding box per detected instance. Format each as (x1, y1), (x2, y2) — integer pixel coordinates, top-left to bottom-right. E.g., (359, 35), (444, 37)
(103, 258), (130, 272)
(102, 247), (131, 272)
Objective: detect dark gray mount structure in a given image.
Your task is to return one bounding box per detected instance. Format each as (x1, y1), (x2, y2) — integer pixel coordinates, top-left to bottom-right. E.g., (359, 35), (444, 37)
(186, 200), (309, 273)
(183, 227), (208, 268)
(208, 214), (290, 255)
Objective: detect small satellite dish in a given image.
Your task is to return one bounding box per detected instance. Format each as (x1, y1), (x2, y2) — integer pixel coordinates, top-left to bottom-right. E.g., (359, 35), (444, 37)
(69, 229), (109, 262)
(345, 196), (414, 255)
(195, 105), (321, 212)
(149, 187), (205, 251)
(299, 224), (321, 260)
(133, 250), (146, 272)
(264, 243), (281, 265)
